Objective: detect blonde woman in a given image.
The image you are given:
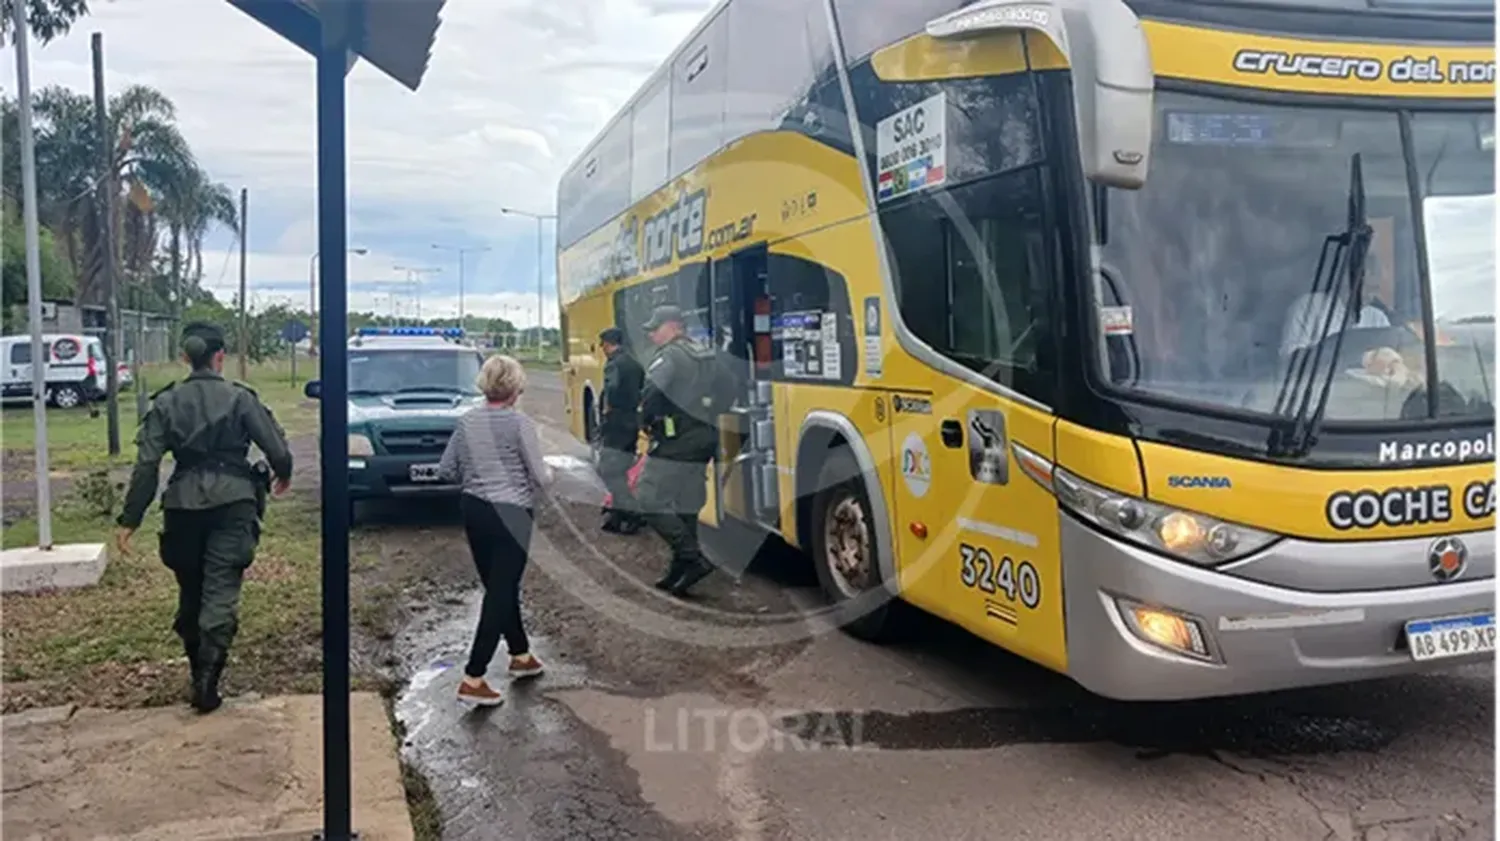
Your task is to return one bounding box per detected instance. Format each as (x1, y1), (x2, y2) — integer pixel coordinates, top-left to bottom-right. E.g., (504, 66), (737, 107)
(437, 353), (554, 706)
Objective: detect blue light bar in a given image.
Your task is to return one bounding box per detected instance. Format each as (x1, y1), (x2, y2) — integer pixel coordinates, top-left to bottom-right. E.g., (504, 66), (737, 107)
(356, 326), (464, 337)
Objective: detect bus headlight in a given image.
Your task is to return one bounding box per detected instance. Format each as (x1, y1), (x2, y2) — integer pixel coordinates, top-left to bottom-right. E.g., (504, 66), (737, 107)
(348, 433), (375, 457)
(1054, 467), (1279, 565)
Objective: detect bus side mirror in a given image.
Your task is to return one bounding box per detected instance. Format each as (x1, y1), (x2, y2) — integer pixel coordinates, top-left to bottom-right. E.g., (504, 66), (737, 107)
(304, 380), (322, 399)
(927, 0), (1155, 190)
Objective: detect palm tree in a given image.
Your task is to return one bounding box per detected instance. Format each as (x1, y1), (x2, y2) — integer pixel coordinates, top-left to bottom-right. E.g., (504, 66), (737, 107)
(155, 166), (239, 316)
(2, 84), (203, 306)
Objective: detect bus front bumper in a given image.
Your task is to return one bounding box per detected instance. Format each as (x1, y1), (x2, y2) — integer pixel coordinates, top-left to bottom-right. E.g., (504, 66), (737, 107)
(1060, 515), (1495, 701)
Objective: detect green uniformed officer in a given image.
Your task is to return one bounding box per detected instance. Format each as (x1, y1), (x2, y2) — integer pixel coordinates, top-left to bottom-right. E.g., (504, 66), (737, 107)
(636, 306), (718, 596)
(114, 322), (294, 713)
(597, 326), (646, 535)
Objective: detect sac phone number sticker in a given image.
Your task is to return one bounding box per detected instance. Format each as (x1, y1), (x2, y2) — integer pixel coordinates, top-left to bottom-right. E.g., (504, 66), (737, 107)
(876, 92), (948, 203)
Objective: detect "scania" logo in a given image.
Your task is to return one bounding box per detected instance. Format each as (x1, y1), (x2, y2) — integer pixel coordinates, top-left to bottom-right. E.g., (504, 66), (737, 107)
(1167, 475), (1232, 489)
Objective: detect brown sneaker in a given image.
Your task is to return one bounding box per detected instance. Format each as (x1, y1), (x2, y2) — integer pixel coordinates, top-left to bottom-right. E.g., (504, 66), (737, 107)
(509, 654), (544, 678)
(456, 678), (503, 707)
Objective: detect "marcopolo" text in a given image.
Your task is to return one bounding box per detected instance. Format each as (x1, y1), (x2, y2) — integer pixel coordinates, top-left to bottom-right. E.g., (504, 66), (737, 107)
(1379, 432), (1494, 465)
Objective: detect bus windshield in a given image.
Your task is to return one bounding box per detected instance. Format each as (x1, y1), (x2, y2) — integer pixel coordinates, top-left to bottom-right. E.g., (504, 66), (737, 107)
(1099, 91), (1494, 424)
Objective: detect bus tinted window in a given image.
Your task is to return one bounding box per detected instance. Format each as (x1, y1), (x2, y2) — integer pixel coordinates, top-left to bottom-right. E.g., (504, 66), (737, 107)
(726, 0), (834, 142)
(849, 69), (1042, 191)
(671, 8), (730, 177)
(631, 75), (671, 203)
(883, 167), (1053, 400)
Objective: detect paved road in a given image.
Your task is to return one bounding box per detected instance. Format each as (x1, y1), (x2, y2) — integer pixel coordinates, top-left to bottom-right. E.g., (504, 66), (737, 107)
(390, 369), (1494, 841)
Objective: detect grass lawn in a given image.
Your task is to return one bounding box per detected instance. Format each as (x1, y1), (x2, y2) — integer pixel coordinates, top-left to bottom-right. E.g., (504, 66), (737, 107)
(1, 358), (318, 474)
(0, 357), (363, 712)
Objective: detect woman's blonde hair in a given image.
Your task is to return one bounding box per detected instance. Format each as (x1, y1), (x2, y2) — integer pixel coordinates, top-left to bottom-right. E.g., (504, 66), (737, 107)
(476, 354), (526, 403)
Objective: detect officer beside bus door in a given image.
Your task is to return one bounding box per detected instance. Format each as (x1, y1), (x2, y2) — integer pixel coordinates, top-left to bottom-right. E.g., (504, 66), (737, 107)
(636, 306), (719, 597)
(114, 322), (294, 713)
(597, 327), (646, 535)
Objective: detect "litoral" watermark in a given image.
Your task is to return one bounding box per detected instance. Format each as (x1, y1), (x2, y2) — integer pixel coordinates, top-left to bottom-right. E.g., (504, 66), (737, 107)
(644, 707), (872, 753)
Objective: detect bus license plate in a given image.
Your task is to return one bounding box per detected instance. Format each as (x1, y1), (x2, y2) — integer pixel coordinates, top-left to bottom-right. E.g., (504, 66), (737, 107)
(409, 464), (441, 483)
(1405, 613), (1496, 662)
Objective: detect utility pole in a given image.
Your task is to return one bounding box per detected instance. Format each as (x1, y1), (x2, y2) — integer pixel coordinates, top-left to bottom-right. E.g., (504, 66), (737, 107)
(431, 244), (490, 334)
(500, 208), (555, 360)
(14, 0), (53, 548)
(309, 247), (367, 352)
(238, 187), (248, 380)
(392, 265), (440, 323)
(92, 32), (121, 456)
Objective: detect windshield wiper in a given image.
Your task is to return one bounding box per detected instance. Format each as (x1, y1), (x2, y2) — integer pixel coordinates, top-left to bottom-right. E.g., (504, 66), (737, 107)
(1268, 154), (1373, 458)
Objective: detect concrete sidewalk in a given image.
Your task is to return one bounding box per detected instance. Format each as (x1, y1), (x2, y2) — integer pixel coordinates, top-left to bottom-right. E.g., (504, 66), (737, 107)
(2, 693), (414, 841)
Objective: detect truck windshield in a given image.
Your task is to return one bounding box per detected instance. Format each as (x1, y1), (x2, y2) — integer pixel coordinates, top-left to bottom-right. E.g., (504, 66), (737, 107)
(1098, 90), (1494, 424)
(348, 350), (482, 396)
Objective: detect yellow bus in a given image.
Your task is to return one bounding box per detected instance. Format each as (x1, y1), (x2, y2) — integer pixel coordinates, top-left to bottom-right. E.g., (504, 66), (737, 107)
(555, 0), (1496, 700)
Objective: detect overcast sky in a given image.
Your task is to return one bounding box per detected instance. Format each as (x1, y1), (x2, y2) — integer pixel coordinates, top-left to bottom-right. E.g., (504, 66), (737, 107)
(12, 0), (715, 325)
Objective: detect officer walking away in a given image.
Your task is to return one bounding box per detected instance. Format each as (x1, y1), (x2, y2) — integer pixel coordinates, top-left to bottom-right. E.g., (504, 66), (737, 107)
(114, 322), (294, 713)
(597, 327), (646, 535)
(636, 306), (724, 597)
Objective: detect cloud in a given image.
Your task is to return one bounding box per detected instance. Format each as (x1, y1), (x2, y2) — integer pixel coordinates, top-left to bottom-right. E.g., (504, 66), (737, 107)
(14, 0), (715, 310)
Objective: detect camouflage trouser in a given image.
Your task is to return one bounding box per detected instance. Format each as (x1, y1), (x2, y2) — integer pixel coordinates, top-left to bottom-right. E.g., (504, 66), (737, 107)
(636, 455), (710, 564)
(597, 446), (639, 518)
(159, 500), (261, 666)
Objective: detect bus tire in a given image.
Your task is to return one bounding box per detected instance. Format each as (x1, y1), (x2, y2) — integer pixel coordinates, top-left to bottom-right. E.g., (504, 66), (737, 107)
(810, 448), (901, 642)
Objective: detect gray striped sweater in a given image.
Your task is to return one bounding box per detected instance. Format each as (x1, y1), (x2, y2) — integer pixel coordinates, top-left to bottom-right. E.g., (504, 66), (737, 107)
(436, 405), (554, 508)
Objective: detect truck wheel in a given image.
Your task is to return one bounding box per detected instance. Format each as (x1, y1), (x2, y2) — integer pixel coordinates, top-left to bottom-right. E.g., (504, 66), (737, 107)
(810, 447), (901, 642)
(52, 384), (83, 409)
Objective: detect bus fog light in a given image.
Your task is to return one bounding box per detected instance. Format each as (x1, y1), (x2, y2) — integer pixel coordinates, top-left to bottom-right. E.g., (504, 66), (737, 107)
(1121, 601), (1210, 659)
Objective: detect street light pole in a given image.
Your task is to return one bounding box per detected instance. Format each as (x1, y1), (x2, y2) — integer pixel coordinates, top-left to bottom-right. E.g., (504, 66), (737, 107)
(431, 244), (490, 334)
(392, 265), (440, 323)
(309, 247), (367, 352)
(500, 208), (556, 360)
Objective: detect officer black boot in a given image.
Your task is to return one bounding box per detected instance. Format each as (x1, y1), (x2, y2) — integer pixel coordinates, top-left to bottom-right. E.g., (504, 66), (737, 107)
(192, 654), (226, 714)
(654, 556), (689, 591)
(184, 641), (202, 695)
(669, 556), (714, 597)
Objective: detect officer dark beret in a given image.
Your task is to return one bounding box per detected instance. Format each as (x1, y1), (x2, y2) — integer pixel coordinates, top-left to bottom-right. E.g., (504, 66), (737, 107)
(599, 327), (625, 345)
(181, 321), (226, 355)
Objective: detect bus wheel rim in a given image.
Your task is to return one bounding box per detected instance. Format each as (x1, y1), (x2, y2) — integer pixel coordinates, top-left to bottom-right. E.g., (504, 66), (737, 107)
(824, 494), (872, 598)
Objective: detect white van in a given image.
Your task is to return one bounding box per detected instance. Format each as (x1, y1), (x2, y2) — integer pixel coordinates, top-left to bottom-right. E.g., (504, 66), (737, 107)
(0, 334), (116, 409)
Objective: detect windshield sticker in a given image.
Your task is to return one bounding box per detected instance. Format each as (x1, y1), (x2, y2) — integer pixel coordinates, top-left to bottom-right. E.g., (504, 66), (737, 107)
(876, 92), (947, 204)
(1326, 486), (1453, 530)
(1100, 306), (1133, 336)
(1379, 432), (1493, 465)
(900, 433), (932, 499)
(777, 310), (839, 381)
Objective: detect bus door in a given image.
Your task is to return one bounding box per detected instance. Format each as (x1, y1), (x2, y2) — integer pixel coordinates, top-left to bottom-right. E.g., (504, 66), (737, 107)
(711, 243), (779, 531)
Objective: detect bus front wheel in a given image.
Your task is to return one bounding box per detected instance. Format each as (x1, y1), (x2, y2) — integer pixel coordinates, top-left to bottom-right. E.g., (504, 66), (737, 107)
(811, 448), (901, 642)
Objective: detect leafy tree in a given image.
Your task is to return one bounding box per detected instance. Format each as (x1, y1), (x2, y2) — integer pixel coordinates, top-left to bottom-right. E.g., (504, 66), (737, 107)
(0, 0), (91, 45)
(1, 196), (75, 331)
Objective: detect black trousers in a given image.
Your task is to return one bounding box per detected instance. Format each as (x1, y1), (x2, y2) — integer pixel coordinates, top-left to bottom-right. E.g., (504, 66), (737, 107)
(159, 500), (261, 666)
(459, 494), (535, 678)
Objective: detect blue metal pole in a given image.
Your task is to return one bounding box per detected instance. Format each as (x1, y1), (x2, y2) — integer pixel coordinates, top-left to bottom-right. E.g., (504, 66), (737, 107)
(316, 2), (354, 838)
